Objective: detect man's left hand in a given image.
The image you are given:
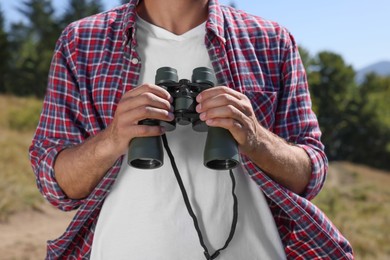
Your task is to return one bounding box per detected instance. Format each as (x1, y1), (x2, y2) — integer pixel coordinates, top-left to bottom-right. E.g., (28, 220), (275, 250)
(196, 86), (261, 157)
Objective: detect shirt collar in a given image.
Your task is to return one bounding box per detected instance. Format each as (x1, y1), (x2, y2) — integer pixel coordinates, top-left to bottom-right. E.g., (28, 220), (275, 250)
(206, 0), (226, 44)
(122, 0), (139, 45)
(122, 0), (226, 45)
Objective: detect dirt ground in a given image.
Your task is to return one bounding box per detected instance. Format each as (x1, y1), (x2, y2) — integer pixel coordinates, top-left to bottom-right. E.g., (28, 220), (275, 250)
(0, 203), (75, 260)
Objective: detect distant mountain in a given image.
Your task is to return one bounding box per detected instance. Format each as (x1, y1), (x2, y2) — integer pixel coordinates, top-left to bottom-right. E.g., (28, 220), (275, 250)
(356, 61), (390, 84)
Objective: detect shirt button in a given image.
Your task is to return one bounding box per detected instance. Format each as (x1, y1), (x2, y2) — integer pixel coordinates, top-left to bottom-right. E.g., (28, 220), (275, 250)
(131, 58), (139, 65)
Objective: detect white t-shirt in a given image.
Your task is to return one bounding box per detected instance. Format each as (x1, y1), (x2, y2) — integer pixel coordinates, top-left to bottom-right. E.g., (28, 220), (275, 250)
(90, 16), (286, 260)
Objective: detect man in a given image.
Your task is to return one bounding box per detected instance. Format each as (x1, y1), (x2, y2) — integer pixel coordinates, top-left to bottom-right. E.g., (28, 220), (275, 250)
(29, 0), (353, 259)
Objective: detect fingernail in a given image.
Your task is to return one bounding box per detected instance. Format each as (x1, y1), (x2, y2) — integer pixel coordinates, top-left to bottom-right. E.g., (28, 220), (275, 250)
(196, 104), (202, 112)
(168, 112), (175, 120)
(200, 113), (206, 120)
(196, 94), (202, 102)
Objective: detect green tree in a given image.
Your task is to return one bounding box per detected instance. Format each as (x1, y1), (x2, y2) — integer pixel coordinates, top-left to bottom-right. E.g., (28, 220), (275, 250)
(308, 51), (357, 160)
(61, 0), (103, 27)
(0, 6), (10, 93)
(7, 0), (60, 97)
(360, 73), (390, 129)
(307, 51), (390, 169)
(298, 46), (312, 74)
(351, 73), (390, 169)
(16, 0), (60, 51)
(298, 46), (318, 112)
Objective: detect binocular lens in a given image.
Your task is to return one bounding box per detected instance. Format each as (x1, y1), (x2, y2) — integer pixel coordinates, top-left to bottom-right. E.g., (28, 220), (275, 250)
(205, 159), (239, 171)
(129, 158), (163, 169)
(128, 136), (164, 169)
(204, 127), (240, 170)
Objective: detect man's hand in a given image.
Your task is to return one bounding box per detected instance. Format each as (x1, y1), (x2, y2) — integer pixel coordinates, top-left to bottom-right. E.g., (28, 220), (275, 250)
(196, 86), (312, 195)
(196, 86), (261, 156)
(55, 84), (173, 199)
(105, 84), (174, 158)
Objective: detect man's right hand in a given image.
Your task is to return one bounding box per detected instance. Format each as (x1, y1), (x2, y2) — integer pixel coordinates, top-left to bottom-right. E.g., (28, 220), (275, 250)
(104, 83), (174, 159)
(54, 84), (173, 199)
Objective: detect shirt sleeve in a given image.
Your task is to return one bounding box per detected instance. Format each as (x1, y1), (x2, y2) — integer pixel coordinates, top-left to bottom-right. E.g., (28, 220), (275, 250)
(29, 27), (86, 211)
(274, 31), (328, 200)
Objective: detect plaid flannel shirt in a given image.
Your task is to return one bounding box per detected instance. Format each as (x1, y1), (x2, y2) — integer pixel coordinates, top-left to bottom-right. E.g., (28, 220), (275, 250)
(29, 0), (353, 259)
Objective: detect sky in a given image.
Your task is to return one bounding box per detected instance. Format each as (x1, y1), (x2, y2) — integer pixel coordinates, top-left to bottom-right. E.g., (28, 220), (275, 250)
(1, 0), (389, 70)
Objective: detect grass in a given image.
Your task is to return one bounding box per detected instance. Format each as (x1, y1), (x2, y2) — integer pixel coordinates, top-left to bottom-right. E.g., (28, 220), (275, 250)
(0, 94), (389, 259)
(313, 162), (390, 260)
(0, 95), (44, 221)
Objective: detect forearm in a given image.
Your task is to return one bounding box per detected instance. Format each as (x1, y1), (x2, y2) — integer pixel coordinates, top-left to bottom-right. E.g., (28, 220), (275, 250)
(54, 84), (173, 200)
(54, 128), (122, 200)
(245, 126), (312, 195)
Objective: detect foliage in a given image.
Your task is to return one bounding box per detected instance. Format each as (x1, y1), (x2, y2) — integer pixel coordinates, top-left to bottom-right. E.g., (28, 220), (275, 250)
(5, 0), (60, 97)
(0, 6), (10, 93)
(308, 51), (357, 159)
(360, 73), (390, 129)
(2, 0), (104, 98)
(61, 0), (103, 27)
(300, 47), (390, 170)
(348, 73), (390, 169)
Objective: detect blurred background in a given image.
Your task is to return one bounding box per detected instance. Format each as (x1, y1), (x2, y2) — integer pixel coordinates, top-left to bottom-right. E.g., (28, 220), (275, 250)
(0, 0), (389, 259)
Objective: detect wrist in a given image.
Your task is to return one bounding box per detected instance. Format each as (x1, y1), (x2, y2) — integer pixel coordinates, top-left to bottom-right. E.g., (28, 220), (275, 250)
(95, 127), (126, 163)
(241, 123), (271, 158)
(243, 126), (286, 168)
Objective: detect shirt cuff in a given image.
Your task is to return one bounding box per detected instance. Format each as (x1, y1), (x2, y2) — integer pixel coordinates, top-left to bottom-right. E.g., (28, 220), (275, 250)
(34, 144), (83, 211)
(296, 144), (328, 200)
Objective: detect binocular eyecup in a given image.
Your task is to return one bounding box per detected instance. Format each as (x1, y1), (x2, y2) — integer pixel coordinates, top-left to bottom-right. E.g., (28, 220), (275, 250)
(127, 67), (240, 170)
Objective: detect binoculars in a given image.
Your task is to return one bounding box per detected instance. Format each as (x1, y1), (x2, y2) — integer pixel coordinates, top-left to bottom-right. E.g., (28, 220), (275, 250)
(127, 67), (240, 170)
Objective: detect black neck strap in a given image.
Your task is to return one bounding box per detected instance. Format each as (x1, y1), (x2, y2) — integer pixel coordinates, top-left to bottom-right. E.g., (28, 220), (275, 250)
(162, 134), (238, 260)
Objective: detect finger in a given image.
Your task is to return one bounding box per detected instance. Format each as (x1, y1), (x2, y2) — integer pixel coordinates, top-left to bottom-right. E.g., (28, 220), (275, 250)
(130, 124), (166, 138)
(126, 105), (175, 124)
(196, 87), (253, 117)
(119, 92), (173, 113)
(199, 104), (247, 124)
(204, 118), (247, 145)
(196, 86), (244, 103)
(196, 93), (249, 116)
(124, 83), (173, 102)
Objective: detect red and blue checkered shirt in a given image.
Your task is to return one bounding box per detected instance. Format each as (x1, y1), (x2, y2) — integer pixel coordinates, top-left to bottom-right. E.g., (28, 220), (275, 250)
(29, 0), (353, 259)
